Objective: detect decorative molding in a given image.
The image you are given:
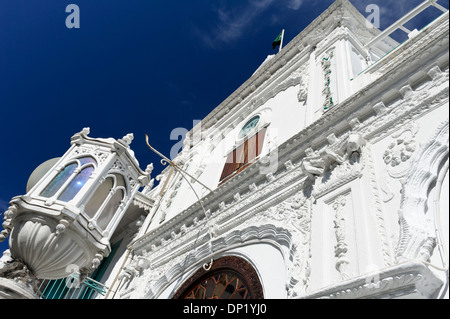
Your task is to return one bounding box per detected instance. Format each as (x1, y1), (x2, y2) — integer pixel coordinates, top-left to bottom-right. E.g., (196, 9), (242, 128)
(255, 189), (313, 297)
(313, 133), (366, 198)
(133, 192), (155, 213)
(332, 194), (351, 280)
(121, 224), (295, 299)
(71, 145), (109, 164)
(321, 50), (335, 111)
(383, 121), (419, 177)
(380, 121), (420, 202)
(297, 261), (443, 299)
(365, 144), (394, 266)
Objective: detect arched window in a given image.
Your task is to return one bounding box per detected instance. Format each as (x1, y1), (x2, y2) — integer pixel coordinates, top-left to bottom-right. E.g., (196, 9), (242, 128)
(84, 173), (126, 231)
(172, 256), (264, 299)
(40, 157), (97, 202)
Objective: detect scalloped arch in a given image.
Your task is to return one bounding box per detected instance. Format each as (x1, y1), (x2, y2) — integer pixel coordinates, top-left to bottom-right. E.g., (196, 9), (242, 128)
(397, 118), (449, 260)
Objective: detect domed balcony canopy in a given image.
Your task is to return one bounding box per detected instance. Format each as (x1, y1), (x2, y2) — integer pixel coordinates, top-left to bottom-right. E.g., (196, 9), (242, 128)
(1, 128), (153, 280)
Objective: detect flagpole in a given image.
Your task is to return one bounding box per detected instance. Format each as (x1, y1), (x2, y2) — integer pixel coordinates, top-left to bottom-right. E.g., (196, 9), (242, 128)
(279, 29), (285, 52)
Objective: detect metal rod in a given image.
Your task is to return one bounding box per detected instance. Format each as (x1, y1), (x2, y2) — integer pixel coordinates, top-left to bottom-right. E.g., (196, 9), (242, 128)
(145, 134), (215, 270)
(145, 134), (212, 192)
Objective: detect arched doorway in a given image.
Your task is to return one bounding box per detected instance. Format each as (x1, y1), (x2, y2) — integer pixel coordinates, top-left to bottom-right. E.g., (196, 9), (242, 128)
(172, 256), (264, 299)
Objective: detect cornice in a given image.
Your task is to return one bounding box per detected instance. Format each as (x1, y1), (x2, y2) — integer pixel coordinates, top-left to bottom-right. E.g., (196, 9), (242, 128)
(297, 261), (443, 299)
(133, 192), (155, 213)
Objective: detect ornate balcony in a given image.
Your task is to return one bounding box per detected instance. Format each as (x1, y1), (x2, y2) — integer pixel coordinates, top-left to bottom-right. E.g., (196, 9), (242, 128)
(0, 128), (153, 299)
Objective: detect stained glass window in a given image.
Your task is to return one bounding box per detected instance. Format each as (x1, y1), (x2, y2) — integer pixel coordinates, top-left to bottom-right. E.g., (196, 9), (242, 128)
(183, 271), (251, 299)
(40, 163), (77, 198)
(173, 256), (264, 299)
(58, 166), (94, 202)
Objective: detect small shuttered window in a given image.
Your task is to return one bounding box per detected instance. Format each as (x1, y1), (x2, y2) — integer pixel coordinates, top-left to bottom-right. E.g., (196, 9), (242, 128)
(219, 127), (267, 185)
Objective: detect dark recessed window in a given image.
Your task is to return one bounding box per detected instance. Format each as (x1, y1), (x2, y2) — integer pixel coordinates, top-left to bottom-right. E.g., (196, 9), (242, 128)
(219, 127), (267, 185)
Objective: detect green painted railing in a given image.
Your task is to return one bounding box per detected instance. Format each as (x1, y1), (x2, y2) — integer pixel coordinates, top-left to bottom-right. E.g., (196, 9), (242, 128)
(37, 273), (109, 299)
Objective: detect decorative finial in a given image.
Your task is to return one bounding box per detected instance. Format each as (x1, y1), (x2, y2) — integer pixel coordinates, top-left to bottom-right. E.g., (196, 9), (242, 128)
(121, 133), (134, 146)
(71, 127), (90, 141)
(145, 163), (154, 176)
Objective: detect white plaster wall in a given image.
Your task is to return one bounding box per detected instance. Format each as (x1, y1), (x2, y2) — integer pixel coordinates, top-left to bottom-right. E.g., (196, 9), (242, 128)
(162, 84), (306, 222)
(309, 177), (387, 292)
(261, 85), (306, 149)
(226, 243), (287, 299)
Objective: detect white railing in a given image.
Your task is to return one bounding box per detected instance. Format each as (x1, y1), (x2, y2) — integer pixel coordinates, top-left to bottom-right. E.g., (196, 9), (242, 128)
(364, 0), (448, 49)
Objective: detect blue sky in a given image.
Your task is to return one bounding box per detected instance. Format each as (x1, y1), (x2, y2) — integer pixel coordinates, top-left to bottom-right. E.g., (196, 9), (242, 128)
(0, 0), (447, 255)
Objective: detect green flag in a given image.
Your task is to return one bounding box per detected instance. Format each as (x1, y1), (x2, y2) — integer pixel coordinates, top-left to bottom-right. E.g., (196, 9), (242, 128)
(272, 31), (283, 49)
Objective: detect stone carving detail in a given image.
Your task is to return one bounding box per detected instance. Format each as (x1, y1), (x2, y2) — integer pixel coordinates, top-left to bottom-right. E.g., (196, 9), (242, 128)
(380, 121), (419, 202)
(321, 50), (335, 111)
(251, 61), (310, 111)
(111, 159), (125, 172)
(119, 133), (134, 146)
(365, 145), (394, 266)
(0, 250), (41, 296)
(0, 205), (17, 242)
(296, 62), (310, 103)
(332, 195), (350, 280)
(257, 189), (312, 297)
(73, 146), (109, 164)
(312, 132), (366, 198)
(297, 76), (308, 102)
(324, 132), (365, 167)
(322, 273), (423, 299)
(383, 122), (418, 175)
(396, 119), (449, 262)
(301, 148), (325, 179)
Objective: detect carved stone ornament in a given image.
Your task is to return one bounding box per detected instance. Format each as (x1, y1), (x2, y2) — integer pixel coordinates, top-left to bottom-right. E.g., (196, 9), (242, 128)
(321, 50), (335, 111)
(383, 122), (419, 175)
(301, 148), (325, 179)
(255, 189), (313, 297)
(119, 133), (134, 146)
(380, 121), (419, 202)
(6, 212), (97, 280)
(396, 119), (449, 262)
(312, 132), (367, 198)
(333, 195), (351, 279)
